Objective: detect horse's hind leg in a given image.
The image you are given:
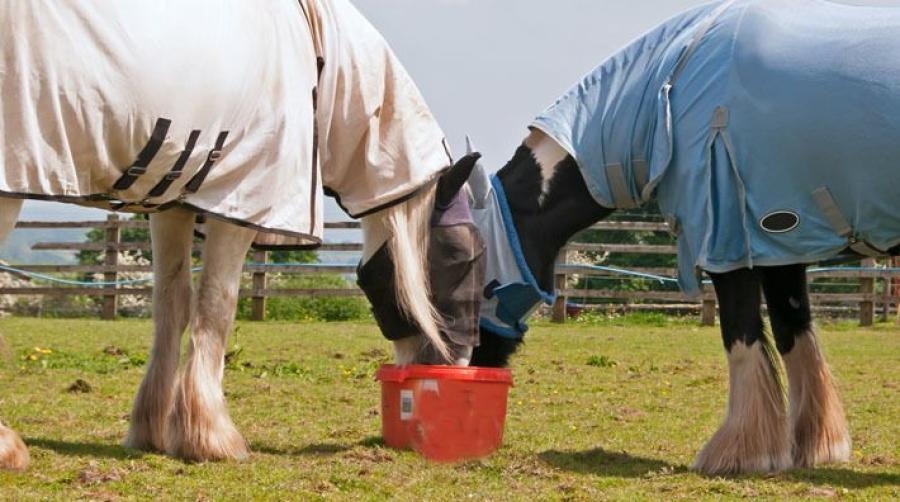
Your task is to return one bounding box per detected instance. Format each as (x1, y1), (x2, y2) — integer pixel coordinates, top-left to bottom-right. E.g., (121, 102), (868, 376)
(761, 264), (849, 468)
(125, 209), (195, 452)
(0, 198), (29, 471)
(693, 268), (791, 475)
(0, 198), (22, 243)
(166, 217), (255, 462)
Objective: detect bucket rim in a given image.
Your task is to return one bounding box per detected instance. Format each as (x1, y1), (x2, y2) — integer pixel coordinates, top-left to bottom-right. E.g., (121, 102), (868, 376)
(375, 364), (513, 385)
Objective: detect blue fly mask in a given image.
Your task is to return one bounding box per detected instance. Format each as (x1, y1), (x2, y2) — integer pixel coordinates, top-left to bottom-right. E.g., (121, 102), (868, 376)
(466, 142), (555, 339)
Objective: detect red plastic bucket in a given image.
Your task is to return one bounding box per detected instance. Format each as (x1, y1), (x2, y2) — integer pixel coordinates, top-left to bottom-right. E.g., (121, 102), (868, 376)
(375, 364), (513, 462)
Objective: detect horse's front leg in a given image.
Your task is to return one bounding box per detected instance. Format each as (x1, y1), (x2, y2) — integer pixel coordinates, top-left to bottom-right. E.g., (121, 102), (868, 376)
(760, 264), (850, 468)
(165, 217), (256, 462)
(0, 198), (29, 471)
(693, 268), (791, 475)
(0, 421), (28, 471)
(125, 209), (195, 452)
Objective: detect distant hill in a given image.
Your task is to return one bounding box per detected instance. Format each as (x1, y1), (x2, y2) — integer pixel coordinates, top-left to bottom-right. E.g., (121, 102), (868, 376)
(0, 228), (87, 264)
(0, 201), (105, 265)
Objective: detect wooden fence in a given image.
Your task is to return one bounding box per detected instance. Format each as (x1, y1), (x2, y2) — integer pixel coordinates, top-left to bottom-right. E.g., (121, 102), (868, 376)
(552, 220), (900, 326)
(1, 215), (898, 326)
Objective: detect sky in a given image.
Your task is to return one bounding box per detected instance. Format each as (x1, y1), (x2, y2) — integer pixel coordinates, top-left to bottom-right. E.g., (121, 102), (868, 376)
(354, 0), (900, 167)
(20, 0), (900, 221)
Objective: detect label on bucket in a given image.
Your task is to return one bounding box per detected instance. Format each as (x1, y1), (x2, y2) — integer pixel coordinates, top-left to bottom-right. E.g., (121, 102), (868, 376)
(400, 389), (413, 421)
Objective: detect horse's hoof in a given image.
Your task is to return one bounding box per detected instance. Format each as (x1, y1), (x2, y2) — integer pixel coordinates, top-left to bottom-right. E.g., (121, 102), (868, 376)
(791, 413), (851, 468)
(693, 424), (792, 475)
(165, 423), (249, 463)
(123, 425), (166, 454)
(123, 371), (177, 453)
(784, 331), (851, 469)
(790, 390), (851, 468)
(0, 424), (30, 471)
(124, 399), (171, 453)
(164, 386), (249, 462)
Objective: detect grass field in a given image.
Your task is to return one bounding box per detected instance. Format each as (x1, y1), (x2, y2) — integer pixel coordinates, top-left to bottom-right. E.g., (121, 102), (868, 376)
(0, 316), (897, 501)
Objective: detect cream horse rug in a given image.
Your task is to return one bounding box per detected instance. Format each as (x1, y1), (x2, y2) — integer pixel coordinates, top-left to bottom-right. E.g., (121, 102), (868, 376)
(0, 0), (463, 470)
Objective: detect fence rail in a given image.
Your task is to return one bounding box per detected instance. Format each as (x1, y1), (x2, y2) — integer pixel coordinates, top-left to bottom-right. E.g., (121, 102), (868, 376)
(552, 220), (900, 326)
(2, 215), (899, 325)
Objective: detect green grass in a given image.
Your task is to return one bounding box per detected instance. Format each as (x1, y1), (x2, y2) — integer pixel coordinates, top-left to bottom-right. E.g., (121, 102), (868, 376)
(0, 318), (897, 501)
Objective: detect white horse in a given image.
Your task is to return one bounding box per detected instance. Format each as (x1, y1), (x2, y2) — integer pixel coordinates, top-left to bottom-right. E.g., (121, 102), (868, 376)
(0, 0), (475, 470)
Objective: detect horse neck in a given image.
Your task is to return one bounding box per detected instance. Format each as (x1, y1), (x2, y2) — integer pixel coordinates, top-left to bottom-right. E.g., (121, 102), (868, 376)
(496, 131), (612, 293)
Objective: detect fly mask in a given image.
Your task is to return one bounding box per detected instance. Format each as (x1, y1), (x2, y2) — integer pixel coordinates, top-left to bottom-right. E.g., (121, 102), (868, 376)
(357, 153), (486, 358)
(466, 157), (555, 340)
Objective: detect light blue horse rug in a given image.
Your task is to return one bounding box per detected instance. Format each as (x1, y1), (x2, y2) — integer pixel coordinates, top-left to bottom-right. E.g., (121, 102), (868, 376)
(532, 0), (900, 295)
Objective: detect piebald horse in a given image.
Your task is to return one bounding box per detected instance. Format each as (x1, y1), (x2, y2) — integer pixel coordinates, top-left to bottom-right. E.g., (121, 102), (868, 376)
(470, 0), (900, 475)
(0, 0), (479, 471)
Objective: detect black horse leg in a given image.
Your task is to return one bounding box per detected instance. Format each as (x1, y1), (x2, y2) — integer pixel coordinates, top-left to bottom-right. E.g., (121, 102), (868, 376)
(693, 268), (790, 475)
(469, 329), (523, 368)
(760, 264), (850, 468)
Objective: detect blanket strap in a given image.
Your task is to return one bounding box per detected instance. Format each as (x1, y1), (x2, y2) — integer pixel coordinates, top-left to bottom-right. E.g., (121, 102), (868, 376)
(605, 163), (639, 209)
(298, 0), (324, 68)
(299, 0), (325, 235)
(812, 187), (885, 257)
(146, 130), (201, 199)
(633, 159), (649, 193)
(669, 0), (735, 86)
(184, 131), (229, 194)
(113, 118), (171, 191)
(709, 106), (754, 269)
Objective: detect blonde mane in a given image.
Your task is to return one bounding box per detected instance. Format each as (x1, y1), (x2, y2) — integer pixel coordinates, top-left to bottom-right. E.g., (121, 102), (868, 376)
(361, 185), (450, 363)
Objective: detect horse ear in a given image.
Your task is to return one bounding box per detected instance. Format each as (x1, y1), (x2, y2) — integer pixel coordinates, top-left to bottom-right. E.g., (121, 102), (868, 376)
(436, 152), (481, 208)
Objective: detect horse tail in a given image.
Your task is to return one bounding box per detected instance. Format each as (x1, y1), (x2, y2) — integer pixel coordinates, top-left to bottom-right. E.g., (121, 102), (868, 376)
(381, 185), (450, 363)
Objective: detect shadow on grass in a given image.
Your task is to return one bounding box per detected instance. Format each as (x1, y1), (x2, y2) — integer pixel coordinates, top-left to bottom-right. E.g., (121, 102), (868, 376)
(781, 467), (900, 489)
(254, 436), (384, 457)
(539, 447), (686, 478)
(26, 438), (145, 461)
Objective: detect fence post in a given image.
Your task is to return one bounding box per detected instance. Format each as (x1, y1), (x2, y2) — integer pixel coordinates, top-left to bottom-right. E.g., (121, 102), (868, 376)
(102, 214), (120, 320)
(551, 249), (569, 323)
(251, 250), (268, 321)
(880, 264), (890, 323)
(893, 257), (900, 324)
(859, 258), (875, 327)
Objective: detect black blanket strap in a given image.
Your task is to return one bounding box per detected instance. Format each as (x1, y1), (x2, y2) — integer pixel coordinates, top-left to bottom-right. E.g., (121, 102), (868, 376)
(113, 118), (172, 190)
(146, 129), (201, 199)
(184, 131), (229, 194)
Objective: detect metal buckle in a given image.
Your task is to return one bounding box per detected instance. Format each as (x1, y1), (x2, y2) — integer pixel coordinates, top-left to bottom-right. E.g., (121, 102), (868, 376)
(124, 165), (148, 177)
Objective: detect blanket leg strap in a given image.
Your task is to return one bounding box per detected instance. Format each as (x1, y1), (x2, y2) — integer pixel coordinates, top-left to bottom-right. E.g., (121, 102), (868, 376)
(184, 131), (230, 194)
(113, 118), (172, 191)
(146, 130), (202, 199)
(812, 187), (885, 257)
(605, 163), (639, 209)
